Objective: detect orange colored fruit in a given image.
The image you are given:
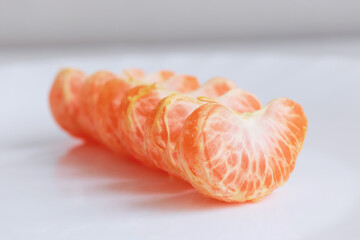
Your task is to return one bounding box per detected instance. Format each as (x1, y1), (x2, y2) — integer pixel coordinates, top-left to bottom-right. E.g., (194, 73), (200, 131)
(119, 68), (145, 82)
(80, 68), (162, 143)
(141, 70), (175, 84)
(177, 98), (308, 202)
(94, 78), (134, 155)
(49, 68), (87, 139)
(118, 84), (172, 167)
(93, 71), (195, 154)
(119, 68), (175, 85)
(50, 68), (196, 144)
(144, 88), (261, 178)
(78, 71), (117, 142)
(118, 74), (200, 166)
(187, 77), (236, 98)
(50, 67), (308, 203)
(161, 74), (200, 93)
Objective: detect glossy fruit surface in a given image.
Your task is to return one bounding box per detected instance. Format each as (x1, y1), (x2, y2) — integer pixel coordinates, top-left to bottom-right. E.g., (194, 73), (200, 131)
(177, 98), (308, 202)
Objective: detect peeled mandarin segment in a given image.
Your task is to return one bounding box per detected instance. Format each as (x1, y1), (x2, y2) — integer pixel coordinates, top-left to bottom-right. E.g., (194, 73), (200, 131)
(117, 74), (199, 165)
(78, 71), (117, 142)
(120, 68), (145, 82)
(144, 87), (262, 178)
(188, 77), (236, 98)
(93, 70), (175, 155)
(216, 88), (262, 113)
(118, 84), (172, 167)
(196, 96), (217, 103)
(94, 79), (134, 155)
(49, 68), (88, 139)
(142, 70), (175, 84)
(120, 69), (174, 85)
(92, 70), (191, 155)
(144, 94), (203, 176)
(161, 75), (200, 93)
(177, 98), (307, 202)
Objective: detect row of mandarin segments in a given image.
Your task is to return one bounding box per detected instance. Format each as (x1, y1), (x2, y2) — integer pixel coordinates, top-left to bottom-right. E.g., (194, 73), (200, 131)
(49, 68), (307, 202)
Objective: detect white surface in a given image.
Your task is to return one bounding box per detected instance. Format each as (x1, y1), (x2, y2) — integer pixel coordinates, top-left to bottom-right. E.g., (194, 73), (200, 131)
(2, 0), (360, 46)
(0, 40), (360, 239)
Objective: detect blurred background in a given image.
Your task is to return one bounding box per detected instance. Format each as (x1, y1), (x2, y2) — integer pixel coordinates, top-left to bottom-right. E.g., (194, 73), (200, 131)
(1, 1), (360, 240)
(2, 0), (360, 46)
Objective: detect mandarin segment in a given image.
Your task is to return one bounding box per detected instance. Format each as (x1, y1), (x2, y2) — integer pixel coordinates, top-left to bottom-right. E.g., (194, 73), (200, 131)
(142, 70), (175, 84)
(93, 70), (177, 154)
(94, 79), (134, 155)
(118, 84), (172, 167)
(116, 74), (200, 166)
(217, 88), (262, 113)
(120, 69), (175, 85)
(145, 94), (203, 175)
(78, 71), (117, 142)
(177, 98), (307, 202)
(188, 77), (236, 98)
(49, 68), (87, 139)
(161, 74), (200, 93)
(120, 68), (145, 82)
(144, 82), (261, 179)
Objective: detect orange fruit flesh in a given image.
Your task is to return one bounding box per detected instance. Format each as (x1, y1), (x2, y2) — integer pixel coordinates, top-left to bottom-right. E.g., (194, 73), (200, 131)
(119, 68), (145, 82)
(78, 71), (118, 142)
(144, 87), (262, 178)
(177, 98), (308, 202)
(118, 84), (172, 167)
(217, 88), (262, 113)
(161, 75), (200, 93)
(141, 70), (175, 84)
(91, 69), (174, 147)
(94, 79), (134, 155)
(50, 68), (184, 144)
(145, 94), (202, 174)
(117, 74), (200, 166)
(94, 73), (198, 159)
(187, 77), (236, 98)
(49, 68), (88, 139)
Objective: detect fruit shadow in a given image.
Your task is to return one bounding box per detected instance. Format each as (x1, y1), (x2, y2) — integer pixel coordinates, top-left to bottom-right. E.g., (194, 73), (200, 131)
(56, 143), (245, 211)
